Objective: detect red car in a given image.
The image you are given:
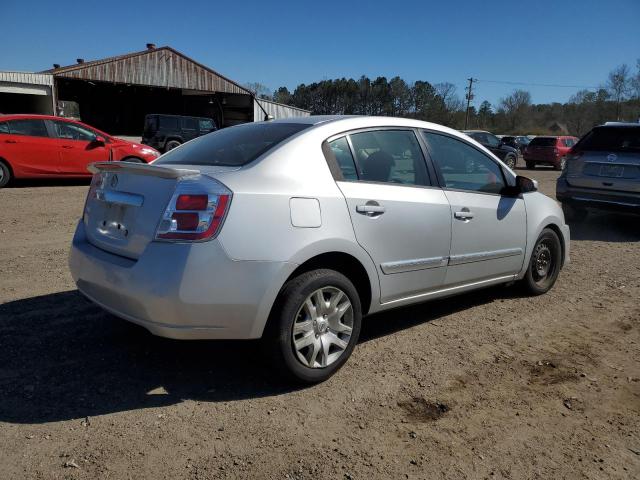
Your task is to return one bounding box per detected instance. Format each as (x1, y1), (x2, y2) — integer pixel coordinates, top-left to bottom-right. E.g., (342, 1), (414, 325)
(523, 135), (579, 170)
(0, 114), (160, 187)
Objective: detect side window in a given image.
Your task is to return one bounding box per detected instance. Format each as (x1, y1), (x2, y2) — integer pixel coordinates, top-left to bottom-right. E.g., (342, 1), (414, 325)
(182, 118), (197, 130)
(7, 119), (49, 137)
(159, 117), (179, 130)
(485, 134), (500, 147)
(348, 130), (430, 186)
(324, 137), (358, 180)
(0, 122), (8, 134)
(422, 131), (506, 194)
(53, 121), (96, 141)
(198, 119), (215, 131)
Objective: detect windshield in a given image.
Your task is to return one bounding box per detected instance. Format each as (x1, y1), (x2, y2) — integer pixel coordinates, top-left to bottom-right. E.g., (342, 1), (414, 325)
(576, 126), (640, 153)
(154, 122), (311, 166)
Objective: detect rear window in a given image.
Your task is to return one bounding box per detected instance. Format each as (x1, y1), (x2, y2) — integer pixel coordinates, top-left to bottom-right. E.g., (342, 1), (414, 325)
(154, 122), (311, 167)
(576, 127), (640, 153)
(0, 122), (8, 134)
(7, 119), (49, 137)
(529, 137), (557, 147)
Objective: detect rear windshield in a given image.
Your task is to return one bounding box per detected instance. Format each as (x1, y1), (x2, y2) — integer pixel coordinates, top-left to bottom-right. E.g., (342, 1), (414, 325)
(576, 126), (640, 153)
(529, 137), (557, 147)
(154, 122), (311, 166)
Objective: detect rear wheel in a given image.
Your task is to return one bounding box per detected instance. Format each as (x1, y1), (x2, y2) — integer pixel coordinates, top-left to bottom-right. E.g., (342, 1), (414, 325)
(165, 140), (181, 152)
(0, 161), (11, 188)
(521, 228), (562, 295)
(526, 161), (535, 169)
(561, 202), (587, 223)
(121, 157), (145, 163)
(267, 269), (362, 383)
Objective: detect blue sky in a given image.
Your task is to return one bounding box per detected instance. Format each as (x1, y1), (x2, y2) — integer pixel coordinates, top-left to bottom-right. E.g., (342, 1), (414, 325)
(2, 0), (638, 108)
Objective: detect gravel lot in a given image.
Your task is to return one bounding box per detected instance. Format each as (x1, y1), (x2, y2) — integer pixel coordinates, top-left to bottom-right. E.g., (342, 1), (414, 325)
(0, 168), (638, 479)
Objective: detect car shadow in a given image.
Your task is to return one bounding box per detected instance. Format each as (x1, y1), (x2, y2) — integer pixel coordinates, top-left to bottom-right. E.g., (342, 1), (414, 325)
(7, 178), (91, 188)
(0, 284), (516, 424)
(568, 211), (640, 242)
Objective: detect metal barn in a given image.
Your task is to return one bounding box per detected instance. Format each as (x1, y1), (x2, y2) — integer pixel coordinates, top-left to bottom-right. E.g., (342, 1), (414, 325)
(0, 45), (308, 135)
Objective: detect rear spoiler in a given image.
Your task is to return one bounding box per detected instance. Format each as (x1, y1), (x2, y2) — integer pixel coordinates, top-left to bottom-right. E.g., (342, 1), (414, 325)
(88, 161), (200, 179)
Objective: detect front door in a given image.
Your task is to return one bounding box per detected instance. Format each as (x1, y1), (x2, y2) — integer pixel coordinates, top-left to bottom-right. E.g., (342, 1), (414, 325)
(51, 120), (110, 175)
(421, 131), (527, 286)
(326, 129), (452, 304)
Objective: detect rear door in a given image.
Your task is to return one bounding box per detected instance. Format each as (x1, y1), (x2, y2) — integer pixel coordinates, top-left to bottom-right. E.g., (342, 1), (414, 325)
(181, 117), (199, 141)
(326, 129), (452, 304)
(51, 120), (110, 175)
(566, 126), (640, 193)
(4, 119), (60, 175)
(421, 131), (526, 286)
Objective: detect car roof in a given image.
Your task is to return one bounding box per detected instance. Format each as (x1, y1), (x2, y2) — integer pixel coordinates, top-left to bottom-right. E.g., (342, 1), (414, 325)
(0, 113), (61, 121)
(599, 122), (640, 128)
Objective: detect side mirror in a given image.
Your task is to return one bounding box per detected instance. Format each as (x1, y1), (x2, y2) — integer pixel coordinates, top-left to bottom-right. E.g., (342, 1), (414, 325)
(93, 135), (106, 145)
(501, 175), (538, 196)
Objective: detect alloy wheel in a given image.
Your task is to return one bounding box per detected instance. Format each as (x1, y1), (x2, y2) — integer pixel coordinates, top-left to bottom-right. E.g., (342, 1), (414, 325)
(292, 287), (353, 368)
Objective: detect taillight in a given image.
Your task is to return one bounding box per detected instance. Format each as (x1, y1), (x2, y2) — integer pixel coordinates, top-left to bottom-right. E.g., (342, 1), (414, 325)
(156, 178), (232, 241)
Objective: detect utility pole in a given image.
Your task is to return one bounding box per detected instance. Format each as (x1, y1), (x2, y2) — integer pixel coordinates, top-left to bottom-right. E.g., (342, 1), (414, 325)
(464, 77), (476, 130)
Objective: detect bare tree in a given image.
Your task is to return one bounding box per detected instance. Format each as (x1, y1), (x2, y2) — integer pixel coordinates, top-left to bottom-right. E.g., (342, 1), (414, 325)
(244, 82), (272, 100)
(606, 64), (631, 120)
(499, 89), (532, 131)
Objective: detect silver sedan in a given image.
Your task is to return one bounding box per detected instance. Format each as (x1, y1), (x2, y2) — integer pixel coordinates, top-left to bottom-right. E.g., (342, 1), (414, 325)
(69, 116), (570, 383)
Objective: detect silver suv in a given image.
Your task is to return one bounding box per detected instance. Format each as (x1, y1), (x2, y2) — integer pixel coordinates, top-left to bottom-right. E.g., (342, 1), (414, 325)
(557, 123), (640, 221)
(69, 116), (569, 383)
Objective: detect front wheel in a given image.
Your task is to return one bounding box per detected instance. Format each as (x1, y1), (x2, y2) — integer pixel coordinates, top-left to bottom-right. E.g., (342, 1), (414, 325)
(165, 140), (181, 152)
(267, 269), (362, 383)
(521, 228), (562, 295)
(504, 154), (516, 169)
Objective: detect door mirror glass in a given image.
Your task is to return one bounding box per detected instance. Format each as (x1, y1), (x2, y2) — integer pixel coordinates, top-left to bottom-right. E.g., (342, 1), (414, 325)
(516, 175), (537, 193)
(93, 135), (106, 145)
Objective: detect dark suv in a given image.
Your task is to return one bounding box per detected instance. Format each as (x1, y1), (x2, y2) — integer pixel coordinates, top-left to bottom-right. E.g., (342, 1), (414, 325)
(142, 114), (217, 152)
(462, 130), (519, 169)
(556, 123), (640, 221)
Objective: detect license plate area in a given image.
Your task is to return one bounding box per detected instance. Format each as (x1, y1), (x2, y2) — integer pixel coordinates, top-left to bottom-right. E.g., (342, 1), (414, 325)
(98, 203), (130, 240)
(599, 165), (624, 178)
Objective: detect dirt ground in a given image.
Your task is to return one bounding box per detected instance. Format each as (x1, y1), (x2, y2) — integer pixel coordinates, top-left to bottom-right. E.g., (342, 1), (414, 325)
(0, 167), (638, 479)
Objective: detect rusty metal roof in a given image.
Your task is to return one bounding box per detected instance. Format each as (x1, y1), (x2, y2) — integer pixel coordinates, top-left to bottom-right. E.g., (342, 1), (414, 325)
(42, 46), (251, 95)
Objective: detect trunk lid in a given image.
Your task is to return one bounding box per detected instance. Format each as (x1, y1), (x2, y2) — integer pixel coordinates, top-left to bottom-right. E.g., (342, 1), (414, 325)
(566, 151), (640, 193)
(82, 162), (236, 259)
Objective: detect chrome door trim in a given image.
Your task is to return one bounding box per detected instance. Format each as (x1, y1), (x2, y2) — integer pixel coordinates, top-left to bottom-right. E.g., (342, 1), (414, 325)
(448, 247), (523, 266)
(381, 274), (516, 306)
(381, 256), (448, 274)
(96, 189), (144, 207)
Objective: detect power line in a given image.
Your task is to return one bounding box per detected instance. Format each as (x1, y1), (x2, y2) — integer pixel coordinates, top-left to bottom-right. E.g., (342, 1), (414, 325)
(476, 79), (600, 89)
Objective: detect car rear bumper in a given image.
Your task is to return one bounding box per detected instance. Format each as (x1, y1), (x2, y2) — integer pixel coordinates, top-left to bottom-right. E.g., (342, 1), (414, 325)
(556, 177), (640, 213)
(69, 221), (297, 339)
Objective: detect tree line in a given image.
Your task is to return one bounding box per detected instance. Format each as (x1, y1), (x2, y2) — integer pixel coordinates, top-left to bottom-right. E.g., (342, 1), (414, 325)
(247, 61), (640, 136)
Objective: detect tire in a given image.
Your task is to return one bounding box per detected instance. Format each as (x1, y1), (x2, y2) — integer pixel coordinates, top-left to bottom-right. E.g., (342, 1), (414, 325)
(561, 202), (587, 223)
(165, 140), (181, 152)
(0, 161), (11, 188)
(266, 269), (362, 383)
(521, 228), (562, 296)
(525, 161), (535, 170)
(554, 157), (566, 171)
(504, 154), (517, 169)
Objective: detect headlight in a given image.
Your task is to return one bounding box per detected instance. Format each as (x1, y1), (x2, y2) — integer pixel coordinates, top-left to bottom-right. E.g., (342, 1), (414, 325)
(141, 148), (160, 157)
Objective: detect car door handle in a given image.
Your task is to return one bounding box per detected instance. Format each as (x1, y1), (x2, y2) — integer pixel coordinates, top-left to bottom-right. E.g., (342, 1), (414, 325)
(4, 139), (18, 144)
(356, 204), (386, 216)
(454, 210), (474, 220)
(62, 145), (73, 149)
